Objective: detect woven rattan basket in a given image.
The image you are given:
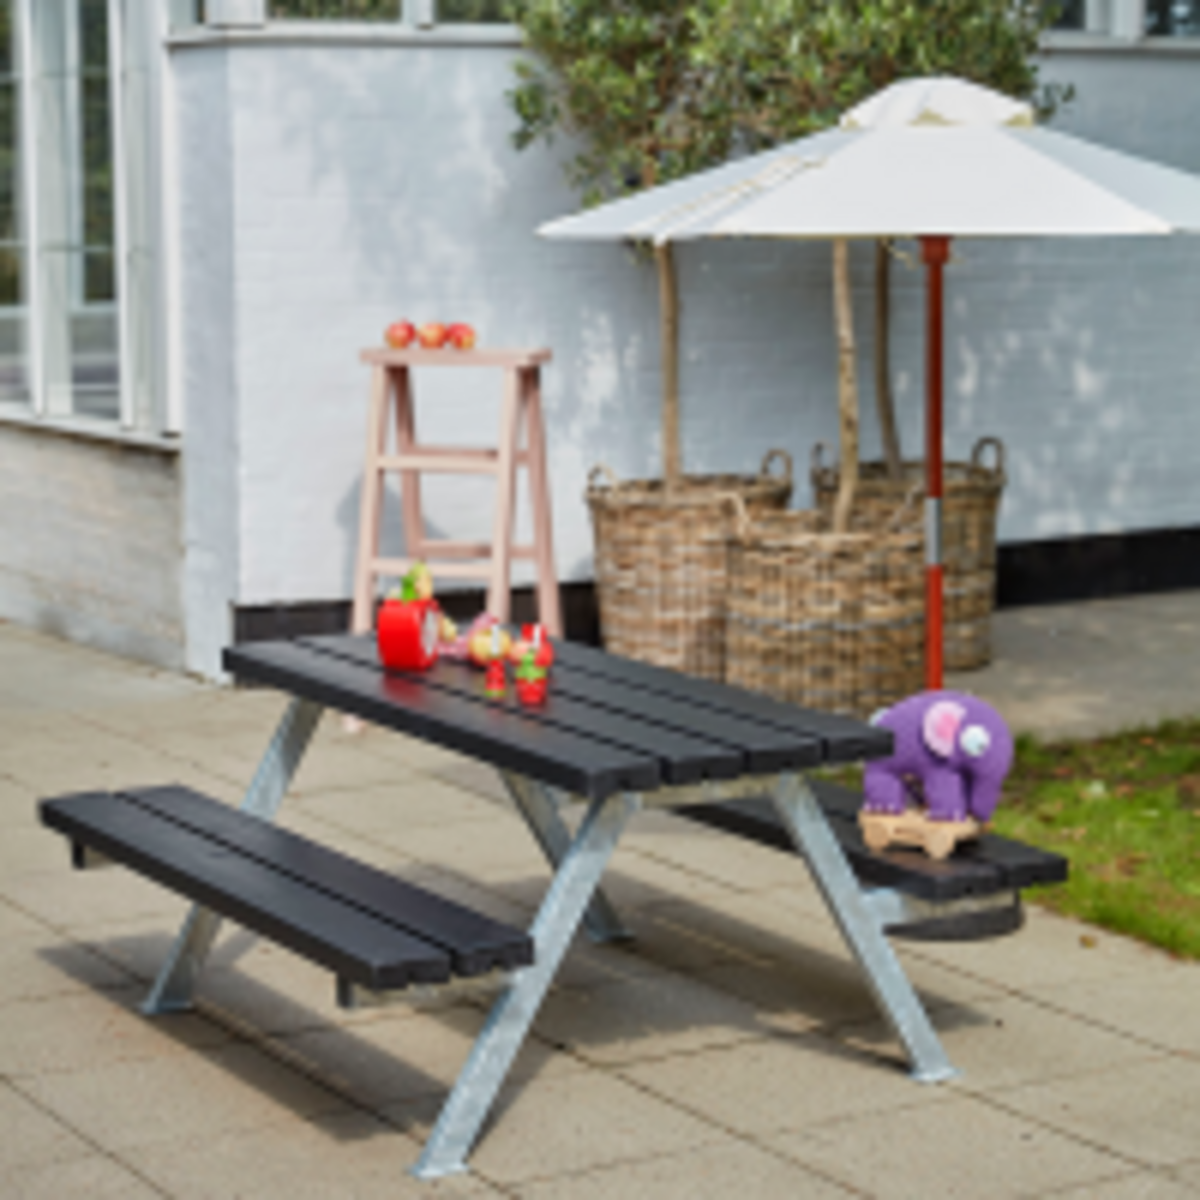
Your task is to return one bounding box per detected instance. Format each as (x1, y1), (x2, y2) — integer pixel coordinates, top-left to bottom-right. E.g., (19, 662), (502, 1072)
(811, 437), (1005, 671)
(586, 450), (793, 681)
(724, 496), (925, 718)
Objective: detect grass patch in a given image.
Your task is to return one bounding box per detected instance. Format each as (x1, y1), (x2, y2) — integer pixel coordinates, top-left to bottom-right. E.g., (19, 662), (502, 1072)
(991, 717), (1200, 960)
(817, 716), (1200, 960)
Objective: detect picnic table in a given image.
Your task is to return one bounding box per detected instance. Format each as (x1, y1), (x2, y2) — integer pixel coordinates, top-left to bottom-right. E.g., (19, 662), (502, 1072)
(40, 632), (1066, 1178)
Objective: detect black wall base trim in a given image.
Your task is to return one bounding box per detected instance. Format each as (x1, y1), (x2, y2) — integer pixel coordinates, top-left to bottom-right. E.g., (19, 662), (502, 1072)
(996, 525), (1200, 608)
(234, 525), (1200, 647)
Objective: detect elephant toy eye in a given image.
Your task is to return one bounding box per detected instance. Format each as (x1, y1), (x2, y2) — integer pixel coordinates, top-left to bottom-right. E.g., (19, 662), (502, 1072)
(961, 725), (991, 758)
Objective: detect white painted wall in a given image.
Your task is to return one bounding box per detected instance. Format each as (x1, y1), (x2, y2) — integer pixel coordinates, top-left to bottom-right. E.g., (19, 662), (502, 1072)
(170, 31), (1200, 677)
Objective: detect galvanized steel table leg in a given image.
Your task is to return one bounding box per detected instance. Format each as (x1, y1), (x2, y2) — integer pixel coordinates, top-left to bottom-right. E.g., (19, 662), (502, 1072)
(500, 771), (631, 943)
(141, 697), (325, 1015)
(413, 790), (642, 1179)
(771, 773), (956, 1083)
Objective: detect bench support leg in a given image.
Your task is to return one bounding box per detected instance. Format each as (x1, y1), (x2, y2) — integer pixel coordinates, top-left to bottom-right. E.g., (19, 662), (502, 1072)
(141, 698), (324, 1015)
(413, 789), (642, 1180)
(500, 771), (631, 944)
(771, 773), (957, 1084)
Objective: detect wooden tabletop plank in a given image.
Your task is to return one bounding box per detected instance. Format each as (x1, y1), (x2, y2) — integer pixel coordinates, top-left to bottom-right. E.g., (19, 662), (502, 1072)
(224, 641), (659, 800)
(550, 640), (892, 764)
(303, 635), (766, 783)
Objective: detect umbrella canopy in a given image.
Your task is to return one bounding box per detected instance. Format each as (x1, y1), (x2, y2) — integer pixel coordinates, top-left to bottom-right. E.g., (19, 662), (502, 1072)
(540, 77), (1200, 244)
(539, 76), (1200, 689)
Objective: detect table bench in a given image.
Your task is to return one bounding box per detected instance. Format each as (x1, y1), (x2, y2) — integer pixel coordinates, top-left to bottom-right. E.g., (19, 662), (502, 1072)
(38, 631), (1067, 1180)
(40, 785), (533, 998)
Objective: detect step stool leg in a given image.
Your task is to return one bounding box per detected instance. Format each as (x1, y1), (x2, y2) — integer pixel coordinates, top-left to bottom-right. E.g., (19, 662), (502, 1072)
(520, 366), (562, 636)
(485, 368), (521, 624)
(351, 365), (391, 635)
(393, 365), (425, 565)
(769, 772), (957, 1083)
(141, 698), (324, 1015)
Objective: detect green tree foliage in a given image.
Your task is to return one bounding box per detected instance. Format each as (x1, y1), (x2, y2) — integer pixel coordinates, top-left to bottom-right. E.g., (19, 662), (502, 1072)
(507, 0), (1071, 203)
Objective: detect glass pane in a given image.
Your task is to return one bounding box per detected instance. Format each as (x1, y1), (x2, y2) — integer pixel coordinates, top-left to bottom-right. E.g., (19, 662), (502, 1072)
(0, 306), (28, 403)
(0, 0), (12, 77)
(0, 80), (18, 243)
(70, 302), (119, 419)
(1051, 0), (1086, 29)
(267, 0), (400, 18)
(80, 0), (107, 69)
(1146, 0), (1200, 34)
(437, 0), (509, 21)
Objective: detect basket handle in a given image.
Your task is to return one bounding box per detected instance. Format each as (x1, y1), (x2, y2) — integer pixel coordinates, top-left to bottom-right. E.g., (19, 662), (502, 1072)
(971, 436), (1005, 476)
(587, 463), (620, 492)
(759, 447), (793, 484)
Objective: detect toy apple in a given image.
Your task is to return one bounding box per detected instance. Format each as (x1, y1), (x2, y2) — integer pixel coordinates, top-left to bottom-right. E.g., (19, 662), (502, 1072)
(417, 322), (448, 349)
(446, 323), (476, 350)
(514, 650), (548, 705)
(376, 563), (440, 671)
(385, 320), (415, 349)
(507, 623), (554, 669)
(468, 622), (512, 666)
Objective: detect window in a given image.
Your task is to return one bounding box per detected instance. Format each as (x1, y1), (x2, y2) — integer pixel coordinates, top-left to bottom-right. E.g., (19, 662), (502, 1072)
(1145, 0), (1200, 34)
(0, 0), (27, 405)
(1, 0), (163, 433)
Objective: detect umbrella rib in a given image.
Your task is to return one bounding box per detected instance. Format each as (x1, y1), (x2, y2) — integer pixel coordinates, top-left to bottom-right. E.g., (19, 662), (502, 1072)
(630, 154), (821, 244)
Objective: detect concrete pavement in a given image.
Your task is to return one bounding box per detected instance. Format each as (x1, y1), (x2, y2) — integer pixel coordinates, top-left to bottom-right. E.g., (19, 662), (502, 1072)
(1, 594), (1198, 1198)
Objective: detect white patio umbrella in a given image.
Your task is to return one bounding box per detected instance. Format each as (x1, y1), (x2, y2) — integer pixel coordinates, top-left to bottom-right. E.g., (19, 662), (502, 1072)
(539, 76), (1200, 689)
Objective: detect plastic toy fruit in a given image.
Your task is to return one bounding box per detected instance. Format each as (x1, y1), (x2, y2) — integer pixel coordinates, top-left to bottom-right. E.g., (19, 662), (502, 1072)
(385, 320), (415, 349)
(446, 323), (476, 350)
(468, 623), (512, 666)
(508, 623), (553, 669)
(514, 650), (548, 705)
(417, 322), (448, 349)
(376, 563), (440, 671)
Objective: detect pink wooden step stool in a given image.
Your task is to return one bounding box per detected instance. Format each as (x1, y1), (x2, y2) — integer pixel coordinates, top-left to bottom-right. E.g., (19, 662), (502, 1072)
(350, 347), (563, 640)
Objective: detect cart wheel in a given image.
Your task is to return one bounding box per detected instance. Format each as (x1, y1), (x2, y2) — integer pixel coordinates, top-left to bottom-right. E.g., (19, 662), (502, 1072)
(925, 825), (956, 860)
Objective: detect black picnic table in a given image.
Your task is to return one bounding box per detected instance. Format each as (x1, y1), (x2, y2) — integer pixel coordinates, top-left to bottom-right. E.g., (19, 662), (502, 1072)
(41, 632), (1066, 1180)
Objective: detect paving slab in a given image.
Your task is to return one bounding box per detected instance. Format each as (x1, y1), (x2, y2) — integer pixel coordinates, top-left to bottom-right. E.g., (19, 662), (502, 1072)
(990, 1057), (1200, 1169)
(126, 1110), (498, 1200)
(761, 1092), (1131, 1199)
(4, 1153), (165, 1200)
(515, 1137), (859, 1199)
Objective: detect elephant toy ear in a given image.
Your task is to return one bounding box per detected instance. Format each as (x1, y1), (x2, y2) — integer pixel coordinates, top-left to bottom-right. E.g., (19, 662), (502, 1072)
(922, 700), (968, 758)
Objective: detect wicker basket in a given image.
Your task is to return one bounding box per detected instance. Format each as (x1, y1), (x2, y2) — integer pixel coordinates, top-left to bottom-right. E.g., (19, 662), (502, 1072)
(586, 450), (793, 681)
(724, 496), (925, 718)
(811, 437), (1006, 671)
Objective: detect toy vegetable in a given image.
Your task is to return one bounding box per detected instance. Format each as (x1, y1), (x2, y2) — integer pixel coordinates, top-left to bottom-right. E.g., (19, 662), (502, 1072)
(376, 563), (440, 672)
(514, 650), (549, 706)
(468, 620), (512, 666)
(507, 623), (554, 670)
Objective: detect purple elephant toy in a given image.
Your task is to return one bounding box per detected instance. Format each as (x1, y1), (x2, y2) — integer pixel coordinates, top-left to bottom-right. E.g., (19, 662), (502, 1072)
(863, 691), (1014, 824)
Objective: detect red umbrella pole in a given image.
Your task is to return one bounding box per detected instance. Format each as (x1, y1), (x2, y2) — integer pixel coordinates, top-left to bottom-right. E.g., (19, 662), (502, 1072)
(921, 235), (952, 692)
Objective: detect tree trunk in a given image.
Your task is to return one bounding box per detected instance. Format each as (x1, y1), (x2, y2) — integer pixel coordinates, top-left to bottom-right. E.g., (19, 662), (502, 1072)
(875, 239), (903, 481)
(832, 239), (859, 534)
(655, 242), (682, 487)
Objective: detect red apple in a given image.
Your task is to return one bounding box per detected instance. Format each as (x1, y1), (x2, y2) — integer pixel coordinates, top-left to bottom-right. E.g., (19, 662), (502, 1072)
(384, 320), (415, 349)
(447, 323), (477, 350)
(417, 322), (448, 349)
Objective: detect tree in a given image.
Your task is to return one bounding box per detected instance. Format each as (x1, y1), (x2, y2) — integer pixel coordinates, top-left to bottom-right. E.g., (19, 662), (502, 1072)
(507, 0), (1071, 511)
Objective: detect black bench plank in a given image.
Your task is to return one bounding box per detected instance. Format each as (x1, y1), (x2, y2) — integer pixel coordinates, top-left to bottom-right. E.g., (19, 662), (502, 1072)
(673, 780), (1069, 903)
(122, 786), (532, 977)
(306, 635), (824, 777)
(550, 640), (892, 765)
(41, 792), (451, 990)
(224, 640), (659, 800)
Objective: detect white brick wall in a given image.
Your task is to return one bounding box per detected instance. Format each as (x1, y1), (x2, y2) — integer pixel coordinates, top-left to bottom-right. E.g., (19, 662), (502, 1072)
(171, 34), (1200, 677)
(0, 426), (183, 667)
